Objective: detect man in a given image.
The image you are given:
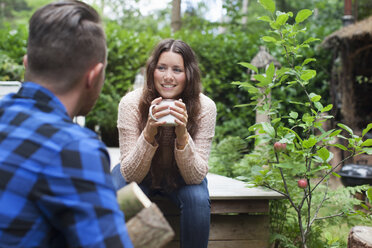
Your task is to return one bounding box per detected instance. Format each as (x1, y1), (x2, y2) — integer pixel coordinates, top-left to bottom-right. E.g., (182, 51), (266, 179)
(0, 1), (133, 247)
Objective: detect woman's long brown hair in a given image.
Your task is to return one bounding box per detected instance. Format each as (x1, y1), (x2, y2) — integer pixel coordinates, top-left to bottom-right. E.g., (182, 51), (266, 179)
(139, 39), (201, 137)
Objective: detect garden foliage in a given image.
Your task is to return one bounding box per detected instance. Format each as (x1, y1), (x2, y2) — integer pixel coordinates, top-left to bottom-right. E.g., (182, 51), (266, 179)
(231, 0), (372, 247)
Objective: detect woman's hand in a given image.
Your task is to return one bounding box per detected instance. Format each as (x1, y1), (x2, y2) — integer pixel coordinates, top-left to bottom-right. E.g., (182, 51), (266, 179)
(171, 99), (189, 148)
(143, 97), (170, 144)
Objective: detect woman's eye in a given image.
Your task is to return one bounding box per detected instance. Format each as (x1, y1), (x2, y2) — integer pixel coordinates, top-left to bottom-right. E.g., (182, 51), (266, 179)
(157, 66), (166, 71)
(173, 68), (183, 73)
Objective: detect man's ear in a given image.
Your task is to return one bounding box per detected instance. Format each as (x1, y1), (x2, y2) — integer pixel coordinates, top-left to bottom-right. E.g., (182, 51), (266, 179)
(23, 55), (28, 68)
(86, 62), (104, 89)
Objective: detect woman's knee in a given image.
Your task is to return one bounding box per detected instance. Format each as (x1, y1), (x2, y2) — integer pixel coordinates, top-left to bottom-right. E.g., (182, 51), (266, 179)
(177, 178), (210, 209)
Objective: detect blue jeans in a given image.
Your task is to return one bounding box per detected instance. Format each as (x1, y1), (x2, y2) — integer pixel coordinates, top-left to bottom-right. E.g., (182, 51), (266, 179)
(111, 164), (210, 248)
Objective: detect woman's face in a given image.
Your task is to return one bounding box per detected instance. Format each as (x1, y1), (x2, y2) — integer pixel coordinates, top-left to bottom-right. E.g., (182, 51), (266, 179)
(154, 51), (186, 99)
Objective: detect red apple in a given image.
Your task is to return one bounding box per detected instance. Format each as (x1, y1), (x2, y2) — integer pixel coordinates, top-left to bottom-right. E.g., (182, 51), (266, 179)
(274, 142), (286, 152)
(297, 179), (308, 189)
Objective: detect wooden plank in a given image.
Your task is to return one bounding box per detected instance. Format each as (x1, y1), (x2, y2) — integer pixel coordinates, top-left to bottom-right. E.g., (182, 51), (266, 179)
(166, 214), (269, 241)
(208, 240), (269, 248)
(164, 240), (269, 248)
(154, 198), (270, 215)
(209, 215), (269, 240)
(211, 199), (269, 213)
(207, 173), (284, 200)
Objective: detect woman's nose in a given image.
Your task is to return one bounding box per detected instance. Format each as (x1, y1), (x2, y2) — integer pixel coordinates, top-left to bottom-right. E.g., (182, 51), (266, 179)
(164, 69), (173, 80)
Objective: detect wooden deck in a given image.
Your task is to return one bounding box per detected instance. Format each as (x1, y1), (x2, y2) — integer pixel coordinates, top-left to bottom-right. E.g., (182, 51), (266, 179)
(108, 148), (285, 248)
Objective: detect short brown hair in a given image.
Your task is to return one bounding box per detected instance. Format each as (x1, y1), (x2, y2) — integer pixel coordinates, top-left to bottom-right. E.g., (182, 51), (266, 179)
(26, 0), (106, 93)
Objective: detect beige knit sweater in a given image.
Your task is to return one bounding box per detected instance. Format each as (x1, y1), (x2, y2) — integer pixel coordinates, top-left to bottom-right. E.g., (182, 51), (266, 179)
(117, 88), (217, 185)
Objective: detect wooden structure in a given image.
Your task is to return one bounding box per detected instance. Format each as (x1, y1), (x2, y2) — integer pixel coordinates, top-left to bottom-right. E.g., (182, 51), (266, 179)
(156, 173), (285, 248)
(322, 16), (372, 132)
(108, 148), (285, 247)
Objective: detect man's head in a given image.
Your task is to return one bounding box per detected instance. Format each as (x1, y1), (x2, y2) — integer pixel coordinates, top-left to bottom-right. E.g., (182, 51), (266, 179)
(25, 0), (106, 95)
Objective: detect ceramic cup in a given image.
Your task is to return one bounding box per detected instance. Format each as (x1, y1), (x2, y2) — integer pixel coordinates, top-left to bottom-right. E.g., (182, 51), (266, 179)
(149, 99), (177, 126)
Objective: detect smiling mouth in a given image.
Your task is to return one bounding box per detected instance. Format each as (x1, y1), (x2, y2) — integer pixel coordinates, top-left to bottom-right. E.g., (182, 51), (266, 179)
(162, 84), (176, 88)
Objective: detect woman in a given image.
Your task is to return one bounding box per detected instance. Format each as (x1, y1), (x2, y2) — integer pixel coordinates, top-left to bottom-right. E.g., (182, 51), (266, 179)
(112, 39), (216, 248)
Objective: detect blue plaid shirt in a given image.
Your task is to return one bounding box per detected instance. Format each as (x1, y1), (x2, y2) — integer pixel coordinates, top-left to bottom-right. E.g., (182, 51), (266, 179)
(0, 82), (133, 247)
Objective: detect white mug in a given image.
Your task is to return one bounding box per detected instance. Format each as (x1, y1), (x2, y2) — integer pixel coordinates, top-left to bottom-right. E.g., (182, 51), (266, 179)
(149, 99), (177, 126)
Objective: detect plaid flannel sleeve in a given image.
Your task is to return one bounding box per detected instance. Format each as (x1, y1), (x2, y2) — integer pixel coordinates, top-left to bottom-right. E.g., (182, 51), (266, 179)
(35, 138), (133, 248)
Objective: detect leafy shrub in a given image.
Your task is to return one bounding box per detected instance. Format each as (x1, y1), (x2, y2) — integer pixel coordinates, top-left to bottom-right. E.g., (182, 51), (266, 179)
(85, 22), (160, 146)
(0, 23), (27, 64)
(232, 0), (372, 247)
(0, 53), (23, 81)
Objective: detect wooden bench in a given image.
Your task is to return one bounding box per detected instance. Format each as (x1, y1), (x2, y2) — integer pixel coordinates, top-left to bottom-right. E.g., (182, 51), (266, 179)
(155, 173), (285, 248)
(107, 148), (285, 247)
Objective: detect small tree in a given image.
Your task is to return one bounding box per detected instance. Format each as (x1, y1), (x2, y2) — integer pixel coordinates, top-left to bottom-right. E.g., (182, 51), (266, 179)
(233, 0), (372, 247)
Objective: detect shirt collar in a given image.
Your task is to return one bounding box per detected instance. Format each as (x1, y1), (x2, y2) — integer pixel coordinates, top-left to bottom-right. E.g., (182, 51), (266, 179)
(18, 82), (70, 119)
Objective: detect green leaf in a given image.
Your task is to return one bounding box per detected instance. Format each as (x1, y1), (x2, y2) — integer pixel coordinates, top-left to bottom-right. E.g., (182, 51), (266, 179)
(276, 13), (289, 26)
(362, 123), (372, 137)
(246, 135), (260, 140)
(272, 118), (281, 124)
(337, 123), (353, 135)
(302, 137), (317, 149)
(283, 127), (303, 142)
(254, 74), (267, 83)
(332, 172), (341, 178)
(295, 9), (312, 23)
(309, 92), (321, 102)
(235, 103), (253, 108)
(367, 188), (372, 204)
(300, 70), (316, 81)
(360, 203), (369, 210)
(258, 0), (276, 13)
(314, 102), (323, 111)
(238, 62), (258, 74)
(289, 111), (298, 119)
(363, 147), (372, 155)
(318, 129), (335, 141)
(276, 163), (296, 169)
(361, 139), (372, 147)
(302, 58), (316, 66)
(330, 130), (342, 137)
(303, 37), (321, 44)
(261, 122), (276, 138)
(331, 143), (348, 151)
(258, 15), (272, 22)
(262, 36), (277, 43)
(266, 62), (275, 80)
(317, 147), (330, 162)
(321, 104), (333, 113)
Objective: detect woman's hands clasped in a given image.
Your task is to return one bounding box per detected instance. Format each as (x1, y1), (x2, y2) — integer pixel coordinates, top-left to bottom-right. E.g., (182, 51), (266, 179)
(144, 97), (189, 148)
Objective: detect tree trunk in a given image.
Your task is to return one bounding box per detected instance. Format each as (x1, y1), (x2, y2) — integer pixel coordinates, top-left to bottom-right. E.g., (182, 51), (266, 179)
(241, 0), (249, 26)
(171, 0), (181, 32)
(348, 226), (372, 248)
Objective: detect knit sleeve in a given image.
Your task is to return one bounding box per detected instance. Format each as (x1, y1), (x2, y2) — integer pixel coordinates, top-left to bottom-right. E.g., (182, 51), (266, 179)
(174, 94), (217, 184)
(117, 90), (158, 183)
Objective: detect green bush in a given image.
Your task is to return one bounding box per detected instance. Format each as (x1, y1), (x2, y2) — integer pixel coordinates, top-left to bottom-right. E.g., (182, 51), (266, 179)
(0, 23), (27, 81)
(85, 22), (160, 146)
(0, 23), (27, 64)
